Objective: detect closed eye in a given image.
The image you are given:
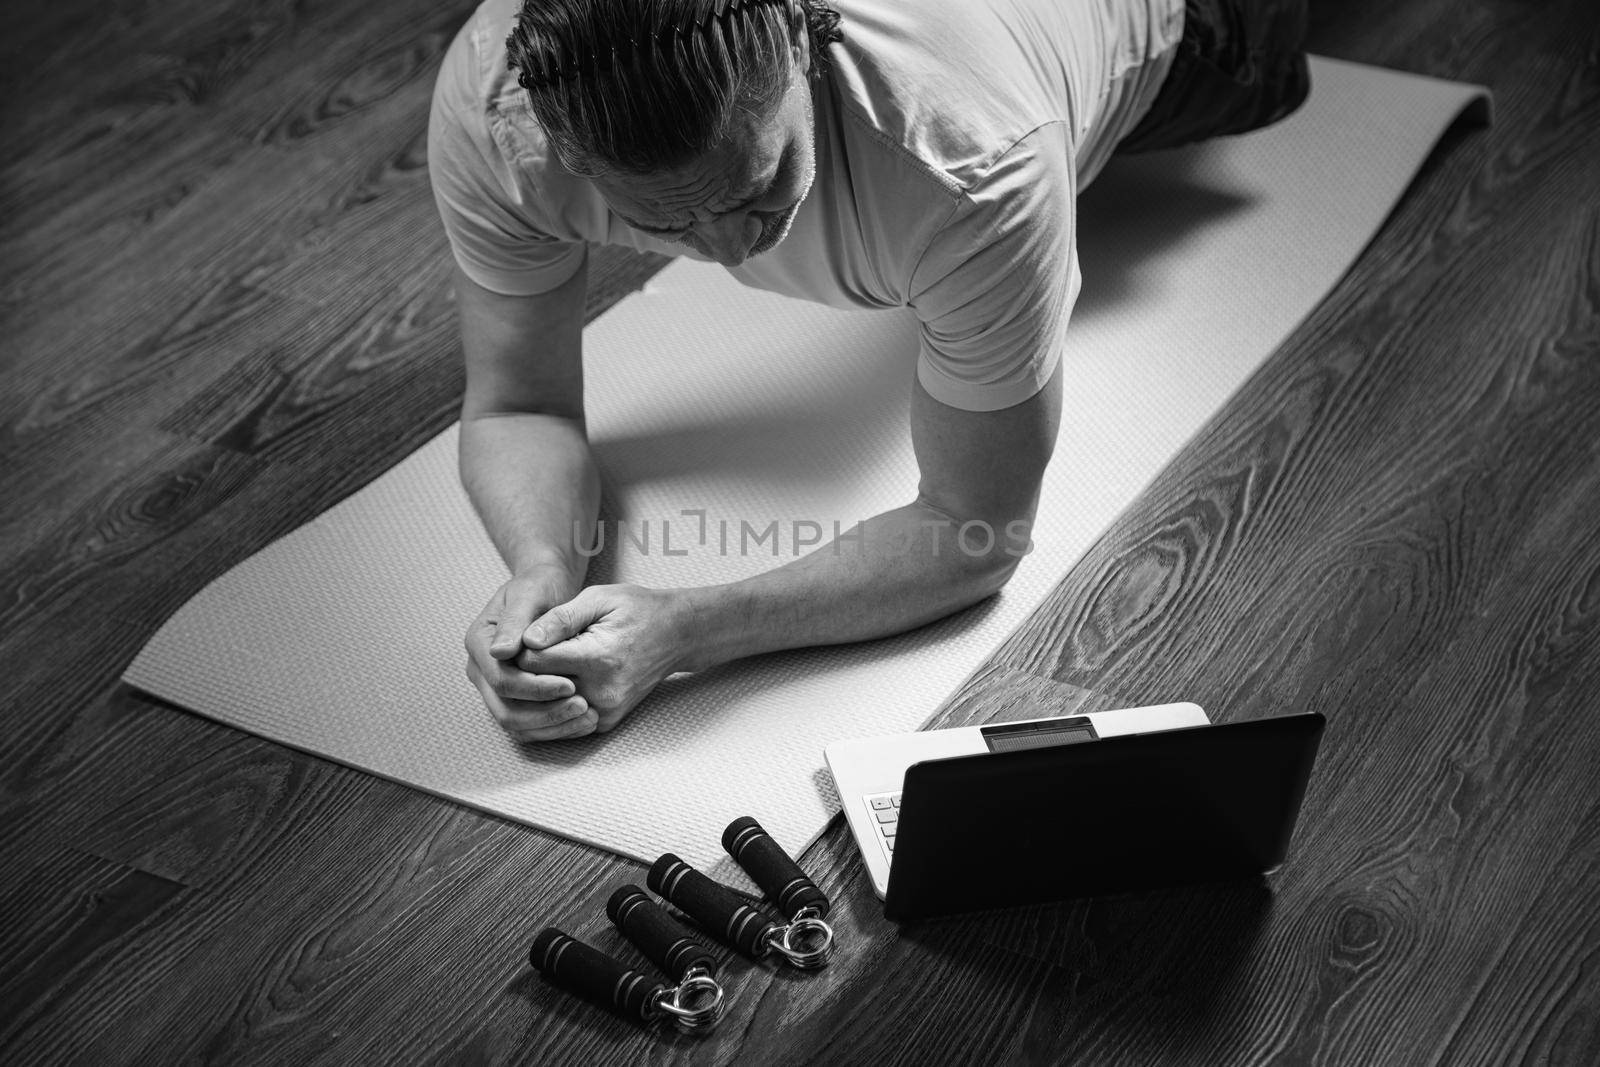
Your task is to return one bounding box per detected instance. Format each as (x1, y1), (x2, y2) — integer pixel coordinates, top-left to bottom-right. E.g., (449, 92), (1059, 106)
(625, 219), (689, 238)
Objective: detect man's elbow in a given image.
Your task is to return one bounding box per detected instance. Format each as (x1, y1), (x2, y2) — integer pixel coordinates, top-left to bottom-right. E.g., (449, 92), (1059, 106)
(942, 511), (1035, 600)
(967, 544), (1024, 600)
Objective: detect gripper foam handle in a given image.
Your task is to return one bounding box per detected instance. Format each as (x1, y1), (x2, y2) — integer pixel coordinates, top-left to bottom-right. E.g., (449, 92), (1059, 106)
(607, 884), (720, 982)
(647, 853), (776, 959)
(722, 816), (831, 920)
(527, 927), (667, 1024)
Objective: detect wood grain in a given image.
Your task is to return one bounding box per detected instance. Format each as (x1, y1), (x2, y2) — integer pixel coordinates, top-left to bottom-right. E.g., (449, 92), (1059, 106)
(2, 0), (1598, 1063)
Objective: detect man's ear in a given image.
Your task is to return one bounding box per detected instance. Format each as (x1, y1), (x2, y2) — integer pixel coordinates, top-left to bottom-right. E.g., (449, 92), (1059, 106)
(788, 1), (812, 75)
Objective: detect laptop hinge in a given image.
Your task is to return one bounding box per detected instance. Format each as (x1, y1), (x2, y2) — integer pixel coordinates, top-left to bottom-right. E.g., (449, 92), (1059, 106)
(979, 716), (1099, 753)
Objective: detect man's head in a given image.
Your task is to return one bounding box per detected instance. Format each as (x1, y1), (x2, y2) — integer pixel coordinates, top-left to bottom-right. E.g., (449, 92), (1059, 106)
(507, 0), (842, 266)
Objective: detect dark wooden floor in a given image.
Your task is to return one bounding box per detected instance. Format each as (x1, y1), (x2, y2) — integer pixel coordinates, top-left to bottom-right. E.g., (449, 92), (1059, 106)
(2, 0), (1597, 1062)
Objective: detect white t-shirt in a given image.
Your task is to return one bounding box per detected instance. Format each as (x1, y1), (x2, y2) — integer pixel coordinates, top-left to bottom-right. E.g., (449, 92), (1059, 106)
(428, 0), (1182, 411)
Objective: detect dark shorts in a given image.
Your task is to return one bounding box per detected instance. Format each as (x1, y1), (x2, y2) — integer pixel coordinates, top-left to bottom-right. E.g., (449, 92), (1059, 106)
(1118, 0), (1311, 153)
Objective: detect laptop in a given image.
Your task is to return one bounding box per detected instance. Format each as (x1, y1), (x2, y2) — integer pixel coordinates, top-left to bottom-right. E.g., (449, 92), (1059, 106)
(824, 704), (1325, 920)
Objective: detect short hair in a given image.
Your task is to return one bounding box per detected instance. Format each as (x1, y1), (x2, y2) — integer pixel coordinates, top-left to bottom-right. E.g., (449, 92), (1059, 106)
(506, 0), (843, 177)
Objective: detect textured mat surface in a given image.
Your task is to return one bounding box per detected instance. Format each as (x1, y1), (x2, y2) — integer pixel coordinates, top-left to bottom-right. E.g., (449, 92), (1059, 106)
(126, 58), (1488, 878)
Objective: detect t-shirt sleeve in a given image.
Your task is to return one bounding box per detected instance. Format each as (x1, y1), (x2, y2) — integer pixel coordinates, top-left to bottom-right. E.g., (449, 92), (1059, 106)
(426, 19), (587, 296)
(908, 123), (1079, 412)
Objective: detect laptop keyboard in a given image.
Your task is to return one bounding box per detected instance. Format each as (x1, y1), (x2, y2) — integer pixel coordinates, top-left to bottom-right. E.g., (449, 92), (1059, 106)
(864, 792), (902, 861)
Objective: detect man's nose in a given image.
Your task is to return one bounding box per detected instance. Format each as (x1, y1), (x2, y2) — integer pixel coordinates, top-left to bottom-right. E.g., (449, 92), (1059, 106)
(695, 213), (760, 266)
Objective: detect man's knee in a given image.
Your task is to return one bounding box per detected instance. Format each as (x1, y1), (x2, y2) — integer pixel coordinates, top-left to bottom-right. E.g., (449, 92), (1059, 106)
(1244, 0), (1312, 128)
(1118, 0), (1312, 154)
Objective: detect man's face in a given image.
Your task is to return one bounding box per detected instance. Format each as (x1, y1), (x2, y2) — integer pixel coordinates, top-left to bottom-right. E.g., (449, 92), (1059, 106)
(592, 66), (818, 268)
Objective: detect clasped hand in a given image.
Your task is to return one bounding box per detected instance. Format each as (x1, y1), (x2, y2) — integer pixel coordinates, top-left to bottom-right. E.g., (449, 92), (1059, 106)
(465, 578), (690, 742)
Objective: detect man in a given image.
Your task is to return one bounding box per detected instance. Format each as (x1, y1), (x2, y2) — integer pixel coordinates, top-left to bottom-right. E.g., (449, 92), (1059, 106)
(428, 0), (1308, 742)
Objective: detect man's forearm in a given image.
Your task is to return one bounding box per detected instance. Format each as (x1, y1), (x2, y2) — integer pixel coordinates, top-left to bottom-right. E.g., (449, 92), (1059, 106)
(459, 412), (600, 592)
(676, 501), (1031, 672)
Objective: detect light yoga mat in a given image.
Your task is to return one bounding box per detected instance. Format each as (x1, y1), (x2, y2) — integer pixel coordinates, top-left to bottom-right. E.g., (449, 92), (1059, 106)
(127, 58), (1488, 880)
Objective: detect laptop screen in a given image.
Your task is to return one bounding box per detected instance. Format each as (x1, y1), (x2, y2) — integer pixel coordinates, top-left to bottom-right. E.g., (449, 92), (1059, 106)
(886, 713), (1325, 920)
